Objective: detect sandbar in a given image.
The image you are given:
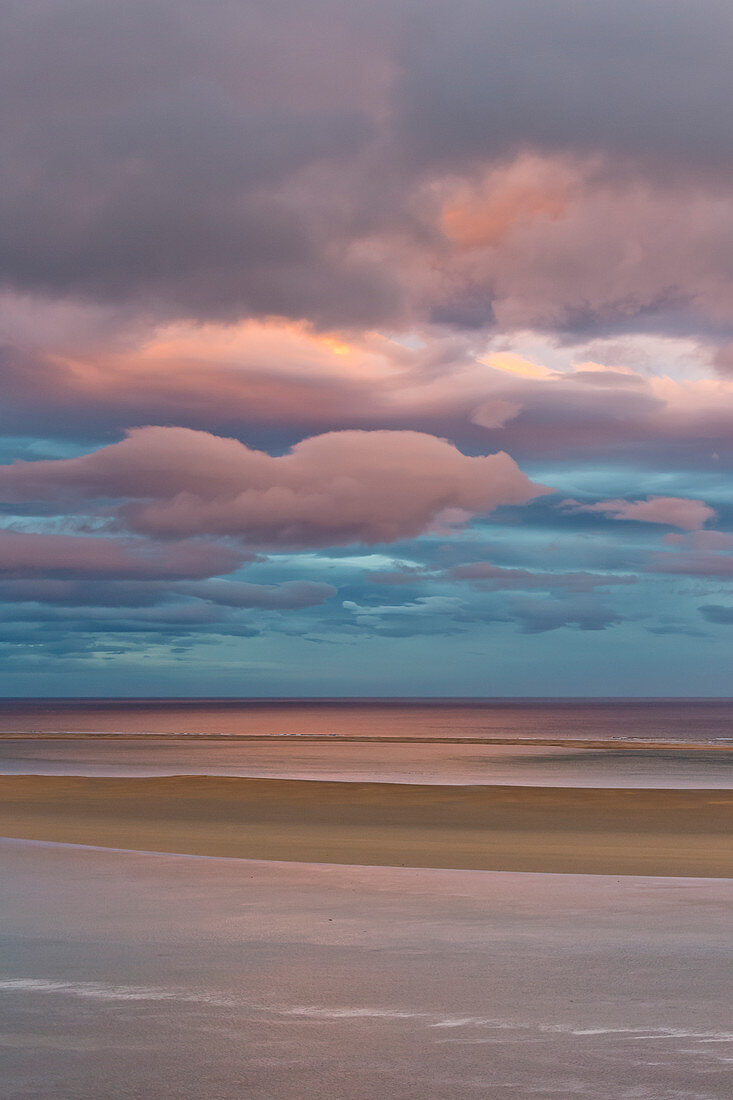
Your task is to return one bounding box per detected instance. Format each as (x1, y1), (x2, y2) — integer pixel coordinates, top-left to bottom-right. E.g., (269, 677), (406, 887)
(0, 775), (731, 876)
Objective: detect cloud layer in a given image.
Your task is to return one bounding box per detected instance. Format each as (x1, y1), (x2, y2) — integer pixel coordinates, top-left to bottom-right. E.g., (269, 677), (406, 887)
(0, 426), (549, 547)
(1, 1), (733, 340)
(563, 496), (716, 531)
(1, 2), (732, 687)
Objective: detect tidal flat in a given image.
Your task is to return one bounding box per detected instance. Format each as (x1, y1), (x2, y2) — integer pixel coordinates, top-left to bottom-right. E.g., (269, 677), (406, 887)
(2, 839), (732, 1099)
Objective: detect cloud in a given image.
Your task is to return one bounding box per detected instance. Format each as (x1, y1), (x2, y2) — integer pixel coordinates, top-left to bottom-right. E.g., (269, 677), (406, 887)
(649, 531), (733, 577)
(342, 594), (475, 637)
(173, 579), (336, 609)
(0, 576), (336, 611)
(563, 496), (716, 531)
(0, 2), (732, 341)
(0, 602), (263, 651)
(713, 343), (733, 375)
(699, 604), (733, 625)
(0, 579), (173, 607)
(0, 1), (732, 688)
(0, 426), (550, 547)
(430, 158), (733, 334)
(0, 530), (246, 579)
(5, 323), (733, 475)
(396, 1), (733, 172)
(507, 595), (623, 634)
(366, 565), (432, 585)
(0, 1), (400, 328)
(448, 561), (636, 592)
(342, 588), (625, 637)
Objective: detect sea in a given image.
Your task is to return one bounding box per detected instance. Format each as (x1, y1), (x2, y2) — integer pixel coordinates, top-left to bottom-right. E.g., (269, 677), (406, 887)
(0, 697), (731, 788)
(0, 696), (732, 741)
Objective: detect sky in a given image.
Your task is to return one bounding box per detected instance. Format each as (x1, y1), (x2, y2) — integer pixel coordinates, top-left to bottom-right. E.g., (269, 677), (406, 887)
(2, 0), (733, 696)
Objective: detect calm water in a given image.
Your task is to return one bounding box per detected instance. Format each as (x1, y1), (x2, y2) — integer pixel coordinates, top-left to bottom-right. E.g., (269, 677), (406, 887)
(0, 697), (732, 741)
(2, 699), (732, 788)
(2, 736), (733, 788)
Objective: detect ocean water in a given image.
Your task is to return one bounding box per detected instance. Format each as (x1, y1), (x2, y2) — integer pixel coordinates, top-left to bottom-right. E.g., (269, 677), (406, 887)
(2, 735), (733, 788)
(0, 699), (731, 788)
(0, 697), (731, 742)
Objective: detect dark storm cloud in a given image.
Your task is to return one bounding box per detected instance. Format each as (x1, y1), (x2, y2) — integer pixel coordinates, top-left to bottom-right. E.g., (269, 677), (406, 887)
(396, 0), (733, 170)
(1, 0), (732, 335)
(0, 0), (400, 326)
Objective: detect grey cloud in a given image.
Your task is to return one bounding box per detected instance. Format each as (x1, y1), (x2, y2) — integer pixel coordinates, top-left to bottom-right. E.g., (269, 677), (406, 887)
(341, 594), (481, 637)
(173, 579), (336, 609)
(340, 588), (625, 637)
(0, 576), (336, 611)
(698, 604), (733, 624)
(0, 530), (248, 580)
(0, 602), (262, 644)
(396, 1), (733, 170)
(507, 595), (624, 634)
(0, 1), (732, 337)
(0, 0), (400, 327)
(366, 566), (432, 586)
(449, 562), (636, 592)
(0, 579), (169, 606)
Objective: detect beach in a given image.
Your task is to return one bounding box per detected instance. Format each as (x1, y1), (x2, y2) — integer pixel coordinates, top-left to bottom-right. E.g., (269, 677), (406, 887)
(1, 773), (731, 876)
(3, 839), (732, 1099)
(1, 707), (732, 1097)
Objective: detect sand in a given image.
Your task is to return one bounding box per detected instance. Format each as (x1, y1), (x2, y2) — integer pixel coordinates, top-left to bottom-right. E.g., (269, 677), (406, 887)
(1, 774), (731, 876)
(4, 840), (732, 1099)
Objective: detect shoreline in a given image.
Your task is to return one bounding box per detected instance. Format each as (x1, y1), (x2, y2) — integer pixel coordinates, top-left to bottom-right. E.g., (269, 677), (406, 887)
(1, 732), (732, 751)
(5, 834), (733, 883)
(2, 774), (731, 878)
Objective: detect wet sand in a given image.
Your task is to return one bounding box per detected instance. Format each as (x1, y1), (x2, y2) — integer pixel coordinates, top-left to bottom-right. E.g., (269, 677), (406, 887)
(2, 839), (732, 1100)
(1, 774), (731, 876)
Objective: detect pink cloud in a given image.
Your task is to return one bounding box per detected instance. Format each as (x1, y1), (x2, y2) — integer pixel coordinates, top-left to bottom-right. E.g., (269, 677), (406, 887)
(0, 427), (551, 548)
(5, 318), (733, 471)
(431, 155), (733, 332)
(0, 531), (246, 580)
(649, 530), (733, 577)
(563, 496), (716, 531)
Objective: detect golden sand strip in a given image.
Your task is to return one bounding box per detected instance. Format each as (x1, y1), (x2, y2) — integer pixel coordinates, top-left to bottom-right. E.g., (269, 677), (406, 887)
(0, 775), (731, 877)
